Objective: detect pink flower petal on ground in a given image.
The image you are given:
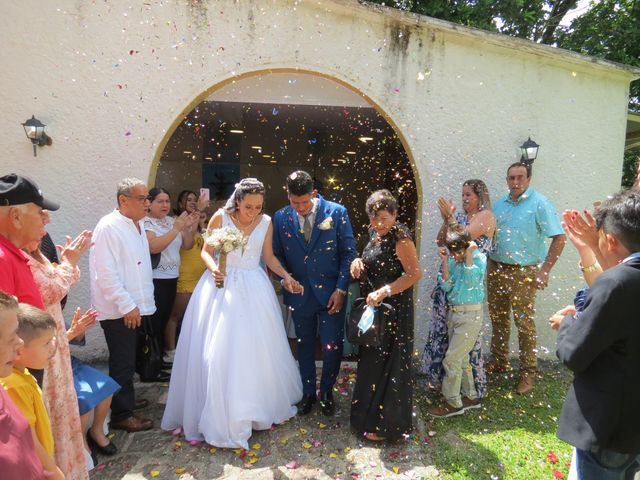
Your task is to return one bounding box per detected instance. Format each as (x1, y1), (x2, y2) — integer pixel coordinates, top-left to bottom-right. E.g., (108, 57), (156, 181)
(286, 460), (298, 469)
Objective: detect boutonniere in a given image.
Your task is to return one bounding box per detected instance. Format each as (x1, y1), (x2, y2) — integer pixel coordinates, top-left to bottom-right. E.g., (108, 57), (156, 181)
(318, 217), (333, 231)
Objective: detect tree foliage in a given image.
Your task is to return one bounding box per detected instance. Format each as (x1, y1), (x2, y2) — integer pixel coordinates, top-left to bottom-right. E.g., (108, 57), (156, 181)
(368, 0), (639, 110)
(555, 0), (639, 111)
(382, 0), (579, 43)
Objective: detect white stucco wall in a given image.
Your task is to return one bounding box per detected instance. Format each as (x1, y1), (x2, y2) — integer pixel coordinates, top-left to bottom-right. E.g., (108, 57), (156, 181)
(0, 0), (636, 361)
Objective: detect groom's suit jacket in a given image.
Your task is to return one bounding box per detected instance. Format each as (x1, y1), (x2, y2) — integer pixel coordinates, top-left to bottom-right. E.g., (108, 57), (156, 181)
(272, 195), (356, 311)
(556, 255), (640, 454)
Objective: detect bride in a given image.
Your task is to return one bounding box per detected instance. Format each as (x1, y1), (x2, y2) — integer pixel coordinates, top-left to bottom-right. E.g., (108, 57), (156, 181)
(161, 178), (303, 449)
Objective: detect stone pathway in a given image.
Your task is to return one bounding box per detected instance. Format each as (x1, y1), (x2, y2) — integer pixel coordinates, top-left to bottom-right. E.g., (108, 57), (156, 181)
(90, 366), (439, 479)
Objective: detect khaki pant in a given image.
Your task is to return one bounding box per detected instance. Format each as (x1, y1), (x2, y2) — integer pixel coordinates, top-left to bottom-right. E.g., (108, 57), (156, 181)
(487, 259), (538, 373)
(442, 307), (483, 408)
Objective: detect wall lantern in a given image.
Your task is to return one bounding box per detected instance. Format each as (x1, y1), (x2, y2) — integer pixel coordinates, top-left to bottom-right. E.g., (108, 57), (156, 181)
(22, 115), (52, 157)
(519, 136), (540, 164)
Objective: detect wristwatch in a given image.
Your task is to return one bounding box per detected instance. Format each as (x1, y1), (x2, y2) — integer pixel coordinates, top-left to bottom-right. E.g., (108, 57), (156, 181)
(335, 288), (347, 296)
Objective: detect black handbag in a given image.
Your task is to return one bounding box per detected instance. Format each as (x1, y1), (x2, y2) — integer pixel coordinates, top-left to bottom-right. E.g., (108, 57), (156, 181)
(135, 317), (162, 380)
(347, 297), (395, 347)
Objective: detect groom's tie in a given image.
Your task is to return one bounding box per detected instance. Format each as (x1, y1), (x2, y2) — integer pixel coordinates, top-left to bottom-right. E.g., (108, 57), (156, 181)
(303, 213), (312, 243)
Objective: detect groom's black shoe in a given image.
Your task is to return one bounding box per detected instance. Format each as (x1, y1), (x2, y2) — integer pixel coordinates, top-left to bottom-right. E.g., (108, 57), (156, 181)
(298, 394), (317, 415)
(319, 390), (335, 416)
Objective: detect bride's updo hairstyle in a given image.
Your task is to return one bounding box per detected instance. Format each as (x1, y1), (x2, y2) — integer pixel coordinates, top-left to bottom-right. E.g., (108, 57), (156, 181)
(223, 178), (265, 213)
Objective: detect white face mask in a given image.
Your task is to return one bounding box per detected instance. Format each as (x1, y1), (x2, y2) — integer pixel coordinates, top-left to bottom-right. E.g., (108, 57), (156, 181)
(357, 305), (377, 334)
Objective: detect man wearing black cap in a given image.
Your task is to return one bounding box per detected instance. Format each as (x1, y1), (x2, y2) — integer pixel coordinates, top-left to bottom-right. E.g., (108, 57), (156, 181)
(0, 174), (59, 309)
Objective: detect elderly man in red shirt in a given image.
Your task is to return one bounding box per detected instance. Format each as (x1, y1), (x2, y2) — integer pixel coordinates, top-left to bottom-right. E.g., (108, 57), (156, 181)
(0, 174), (59, 309)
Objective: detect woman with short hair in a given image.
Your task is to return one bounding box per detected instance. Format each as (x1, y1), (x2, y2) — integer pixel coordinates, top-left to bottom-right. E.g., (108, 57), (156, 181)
(350, 189), (422, 442)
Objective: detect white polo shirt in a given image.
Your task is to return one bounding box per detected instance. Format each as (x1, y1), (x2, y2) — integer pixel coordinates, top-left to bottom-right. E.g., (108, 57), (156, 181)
(90, 209), (156, 320)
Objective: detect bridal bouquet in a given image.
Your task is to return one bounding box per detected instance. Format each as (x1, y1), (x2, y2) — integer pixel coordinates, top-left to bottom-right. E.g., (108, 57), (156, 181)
(204, 227), (248, 288)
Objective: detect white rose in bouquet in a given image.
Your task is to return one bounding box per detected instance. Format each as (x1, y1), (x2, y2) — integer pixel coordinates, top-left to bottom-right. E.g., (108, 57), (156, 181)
(204, 227), (248, 287)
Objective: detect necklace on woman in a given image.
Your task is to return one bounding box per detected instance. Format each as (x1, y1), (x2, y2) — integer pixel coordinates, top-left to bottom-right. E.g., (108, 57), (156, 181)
(232, 213), (257, 234)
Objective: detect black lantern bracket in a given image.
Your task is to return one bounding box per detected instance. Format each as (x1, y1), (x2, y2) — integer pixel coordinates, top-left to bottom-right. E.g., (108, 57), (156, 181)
(22, 115), (53, 157)
(519, 136), (540, 166)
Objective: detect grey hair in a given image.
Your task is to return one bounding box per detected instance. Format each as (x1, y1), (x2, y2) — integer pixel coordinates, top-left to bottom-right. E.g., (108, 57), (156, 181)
(223, 178), (265, 213)
(116, 177), (146, 206)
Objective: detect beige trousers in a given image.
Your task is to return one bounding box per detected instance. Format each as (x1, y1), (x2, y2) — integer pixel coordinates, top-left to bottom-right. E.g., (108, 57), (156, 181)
(442, 307), (483, 408)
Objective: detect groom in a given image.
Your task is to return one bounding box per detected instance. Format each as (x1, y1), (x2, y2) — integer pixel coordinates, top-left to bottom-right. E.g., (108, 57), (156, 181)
(273, 171), (356, 416)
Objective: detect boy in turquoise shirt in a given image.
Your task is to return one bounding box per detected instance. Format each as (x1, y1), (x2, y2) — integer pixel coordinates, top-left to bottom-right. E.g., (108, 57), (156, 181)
(429, 226), (487, 418)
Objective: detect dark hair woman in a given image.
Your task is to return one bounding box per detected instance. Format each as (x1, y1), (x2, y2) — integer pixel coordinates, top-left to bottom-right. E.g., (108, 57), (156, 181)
(420, 178), (496, 399)
(143, 187), (199, 379)
(349, 189), (422, 442)
(161, 177), (304, 449)
(165, 189), (210, 360)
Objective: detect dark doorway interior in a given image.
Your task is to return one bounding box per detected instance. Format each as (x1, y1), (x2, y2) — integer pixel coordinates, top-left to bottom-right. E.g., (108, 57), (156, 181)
(155, 100), (417, 244)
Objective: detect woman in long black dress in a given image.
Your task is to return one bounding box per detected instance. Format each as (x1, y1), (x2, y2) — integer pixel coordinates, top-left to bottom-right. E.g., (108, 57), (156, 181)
(350, 190), (422, 441)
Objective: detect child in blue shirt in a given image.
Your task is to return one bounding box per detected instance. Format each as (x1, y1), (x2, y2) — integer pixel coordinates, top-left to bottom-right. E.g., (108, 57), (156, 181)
(429, 226), (487, 418)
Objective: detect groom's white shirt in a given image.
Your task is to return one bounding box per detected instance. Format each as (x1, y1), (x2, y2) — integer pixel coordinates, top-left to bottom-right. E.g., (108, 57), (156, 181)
(294, 197), (319, 230)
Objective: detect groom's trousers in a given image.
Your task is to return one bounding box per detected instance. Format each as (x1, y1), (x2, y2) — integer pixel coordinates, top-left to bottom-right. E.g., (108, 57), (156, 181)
(292, 294), (345, 396)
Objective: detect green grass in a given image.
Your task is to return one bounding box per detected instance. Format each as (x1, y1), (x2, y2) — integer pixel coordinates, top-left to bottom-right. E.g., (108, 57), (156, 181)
(417, 363), (574, 480)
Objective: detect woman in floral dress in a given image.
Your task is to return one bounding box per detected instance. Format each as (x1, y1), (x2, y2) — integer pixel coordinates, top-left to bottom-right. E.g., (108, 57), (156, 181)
(420, 179), (496, 398)
(26, 230), (98, 478)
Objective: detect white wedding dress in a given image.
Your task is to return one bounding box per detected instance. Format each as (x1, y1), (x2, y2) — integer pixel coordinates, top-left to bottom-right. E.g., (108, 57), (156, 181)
(161, 212), (302, 449)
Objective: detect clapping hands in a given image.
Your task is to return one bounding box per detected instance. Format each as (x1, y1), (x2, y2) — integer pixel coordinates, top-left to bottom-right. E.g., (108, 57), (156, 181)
(437, 197), (456, 222)
(67, 307), (98, 341)
(174, 211), (200, 231)
(57, 230), (92, 267)
(562, 210), (599, 253)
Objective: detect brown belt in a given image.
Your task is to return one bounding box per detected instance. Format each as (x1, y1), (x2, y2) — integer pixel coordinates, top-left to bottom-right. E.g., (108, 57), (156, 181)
(491, 259), (537, 269)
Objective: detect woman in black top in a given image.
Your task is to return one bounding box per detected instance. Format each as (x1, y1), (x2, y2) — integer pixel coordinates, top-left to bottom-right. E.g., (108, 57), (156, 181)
(350, 189), (422, 441)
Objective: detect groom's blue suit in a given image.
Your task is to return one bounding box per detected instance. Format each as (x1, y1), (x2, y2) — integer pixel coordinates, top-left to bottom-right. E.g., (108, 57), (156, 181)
(273, 195), (356, 396)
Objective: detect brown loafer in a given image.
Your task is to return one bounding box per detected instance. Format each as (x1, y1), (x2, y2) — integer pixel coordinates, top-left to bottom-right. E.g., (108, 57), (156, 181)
(428, 402), (464, 418)
(461, 397), (481, 411)
(516, 373), (536, 395)
(134, 398), (150, 410)
(110, 415), (153, 432)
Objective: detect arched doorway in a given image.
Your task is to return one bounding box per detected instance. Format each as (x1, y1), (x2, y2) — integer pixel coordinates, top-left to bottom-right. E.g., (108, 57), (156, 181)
(150, 70), (419, 246)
